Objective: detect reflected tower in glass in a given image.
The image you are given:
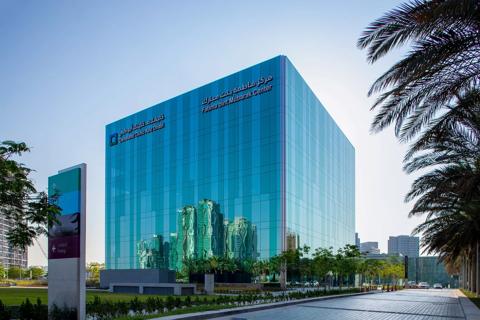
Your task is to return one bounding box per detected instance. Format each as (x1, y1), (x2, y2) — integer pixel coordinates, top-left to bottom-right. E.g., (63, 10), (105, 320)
(105, 56), (355, 270)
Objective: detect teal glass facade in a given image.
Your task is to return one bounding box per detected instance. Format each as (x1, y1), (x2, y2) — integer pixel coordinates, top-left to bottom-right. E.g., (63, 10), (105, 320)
(285, 60), (355, 251)
(408, 257), (458, 288)
(105, 56), (355, 270)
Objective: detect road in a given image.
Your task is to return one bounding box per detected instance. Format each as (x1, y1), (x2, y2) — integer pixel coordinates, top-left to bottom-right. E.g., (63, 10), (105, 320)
(216, 289), (470, 320)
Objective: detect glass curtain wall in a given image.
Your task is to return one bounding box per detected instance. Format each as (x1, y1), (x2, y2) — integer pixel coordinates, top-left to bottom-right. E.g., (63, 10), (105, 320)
(106, 57), (282, 269)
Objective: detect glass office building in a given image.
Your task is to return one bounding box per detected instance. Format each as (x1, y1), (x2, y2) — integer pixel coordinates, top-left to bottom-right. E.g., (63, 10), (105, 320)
(408, 257), (458, 288)
(388, 235), (420, 258)
(105, 56), (355, 270)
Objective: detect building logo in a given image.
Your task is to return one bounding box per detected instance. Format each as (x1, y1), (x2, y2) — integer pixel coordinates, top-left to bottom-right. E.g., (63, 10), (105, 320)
(109, 133), (118, 146)
(112, 114), (166, 146)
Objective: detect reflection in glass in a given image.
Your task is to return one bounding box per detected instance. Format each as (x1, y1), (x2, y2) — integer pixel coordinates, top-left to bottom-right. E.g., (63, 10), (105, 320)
(286, 230), (299, 251)
(137, 199), (258, 270)
(136, 234), (170, 269)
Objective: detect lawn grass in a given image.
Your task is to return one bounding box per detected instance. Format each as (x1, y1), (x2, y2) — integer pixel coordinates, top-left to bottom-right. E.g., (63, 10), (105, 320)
(461, 289), (480, 309)
(0, 287), (214, 306)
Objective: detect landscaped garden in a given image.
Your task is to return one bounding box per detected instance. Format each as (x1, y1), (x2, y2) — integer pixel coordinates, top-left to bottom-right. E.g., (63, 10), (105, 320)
(0, 243), (407, 319)
(0, 287), (362, 319)
(0, 288), (217, 306)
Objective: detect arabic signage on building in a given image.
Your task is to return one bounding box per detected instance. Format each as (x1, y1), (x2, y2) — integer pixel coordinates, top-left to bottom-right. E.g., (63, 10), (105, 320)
(110, 114), (166, 146)
(201, 75), (274, 113)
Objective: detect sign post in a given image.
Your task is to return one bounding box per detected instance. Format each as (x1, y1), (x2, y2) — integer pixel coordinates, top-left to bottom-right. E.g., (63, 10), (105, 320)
(48, 164), (86, 320)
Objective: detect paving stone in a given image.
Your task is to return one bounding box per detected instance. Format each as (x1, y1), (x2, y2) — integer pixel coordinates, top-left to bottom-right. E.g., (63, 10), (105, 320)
(215, 289), (468, 320)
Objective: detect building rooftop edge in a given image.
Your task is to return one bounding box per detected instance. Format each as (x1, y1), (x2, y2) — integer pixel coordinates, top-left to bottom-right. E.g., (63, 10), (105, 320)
(105, 55), (286, 128)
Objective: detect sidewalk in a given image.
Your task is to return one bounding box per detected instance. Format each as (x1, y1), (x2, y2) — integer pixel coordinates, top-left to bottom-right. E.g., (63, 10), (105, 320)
(457, 289), (480, 320)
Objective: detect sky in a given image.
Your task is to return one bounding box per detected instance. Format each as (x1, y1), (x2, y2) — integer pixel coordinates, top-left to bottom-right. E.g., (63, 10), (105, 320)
(0, 0), (425, 266)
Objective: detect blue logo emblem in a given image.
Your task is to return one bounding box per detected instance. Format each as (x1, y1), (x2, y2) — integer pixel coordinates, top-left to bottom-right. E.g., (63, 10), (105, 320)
(109, 133), (118, 146)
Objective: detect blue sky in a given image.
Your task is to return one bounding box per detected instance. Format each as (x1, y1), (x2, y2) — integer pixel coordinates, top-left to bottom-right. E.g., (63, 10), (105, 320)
(0, 0), (423, 265)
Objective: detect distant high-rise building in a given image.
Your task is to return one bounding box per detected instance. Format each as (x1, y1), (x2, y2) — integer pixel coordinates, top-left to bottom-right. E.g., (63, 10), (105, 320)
(177, 205), (197, 262)
(360, 241), (380, 254)
(287, 231), (300, 251)
(167, 199), (258, 270)
(224, 217), (258, 261)
(0, 215), (27, 269)
(388, 235), (419, 257)
(136, 234), (169, 269)
(197, 199), (224, 259)
(168, 233), (179, 270)
(408, 256), (458, 288)
(355, 233), (360, 249)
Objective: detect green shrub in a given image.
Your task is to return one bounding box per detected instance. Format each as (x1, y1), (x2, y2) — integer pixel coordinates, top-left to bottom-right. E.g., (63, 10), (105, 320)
(174, 297), (181, 309)
(185, 295), (192, 307)
(19, 298), (34, 319)
(155, 297), (164, 312)
(0, 299), (11, 320)
(33, 298), (47, 319)
(129, 296), (142, 313)
(166, 296), (175, 310)
(145, 297), (156, 313)
(49, 304), (76, 320)
(115, 300), (129, 315)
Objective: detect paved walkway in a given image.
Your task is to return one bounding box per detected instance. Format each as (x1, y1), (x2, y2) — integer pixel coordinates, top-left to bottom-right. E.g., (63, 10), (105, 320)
(214, 289), (479, 320)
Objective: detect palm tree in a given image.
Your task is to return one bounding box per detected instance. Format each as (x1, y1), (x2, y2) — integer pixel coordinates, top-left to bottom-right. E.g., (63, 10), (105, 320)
(208, 256), (219, 274)
(404, 89), (480, 293)
(405, 89), (480, 218)
(404, 89), (480, 175)
(253, 260), (270, 282)
(358, 0), (480, 141)
(223, 257), (238, 274)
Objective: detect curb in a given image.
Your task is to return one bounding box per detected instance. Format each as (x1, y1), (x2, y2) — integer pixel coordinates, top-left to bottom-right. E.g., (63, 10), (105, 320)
(155, 290), (377, 320)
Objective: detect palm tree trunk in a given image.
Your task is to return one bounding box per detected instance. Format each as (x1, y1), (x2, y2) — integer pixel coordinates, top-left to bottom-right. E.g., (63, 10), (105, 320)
(473, 250), (477, 294)
(467, 255), (471, 291)
(464, 255), (468, 290)
(470, 253), (475, 292)
(476, 241), (480, 297)
(466, 255), (469, 291)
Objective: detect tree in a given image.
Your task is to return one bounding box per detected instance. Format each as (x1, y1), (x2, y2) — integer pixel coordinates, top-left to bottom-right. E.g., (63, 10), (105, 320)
(252, 260), (270, 282)
(268, 255), (282, 282)
(86, 262), (105, 280)
(267, 249), (302, 287)
(361, 259), (384, 286)
(0, 263), (5, 279)
(404, 93), (480, 265)
(221, 256), (237, 274)
(358, 0), (480, 141)
(7, 266), (22, 279)
(28, 266), (44, 280)
(388, 260), (405, 286)
(405, 100), (480, 293)
(208, 256), (219, 274)
(359, 1), (480, 294)
(298, 245), (313, 282)
(312, 247), (334, 289)
(334, 245), (361, 288)
(0, 140), (61, 250)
